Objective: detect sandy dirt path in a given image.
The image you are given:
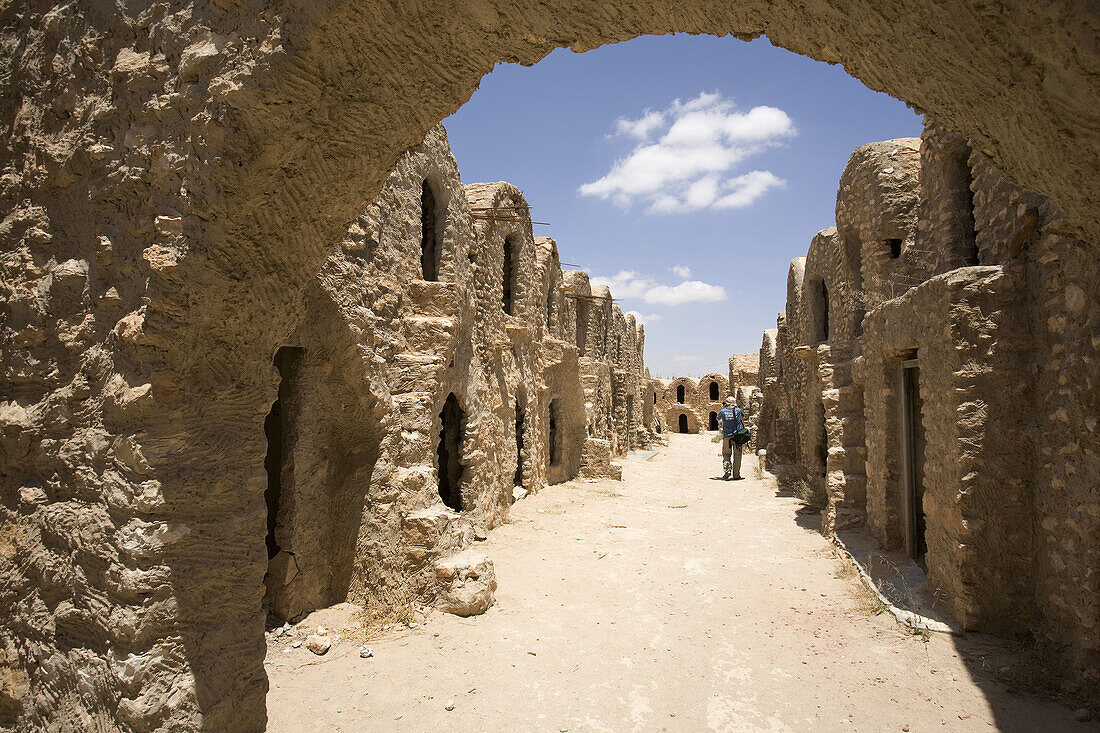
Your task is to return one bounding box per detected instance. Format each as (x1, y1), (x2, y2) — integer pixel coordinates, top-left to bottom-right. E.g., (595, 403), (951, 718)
(265, 433), (1092, 732)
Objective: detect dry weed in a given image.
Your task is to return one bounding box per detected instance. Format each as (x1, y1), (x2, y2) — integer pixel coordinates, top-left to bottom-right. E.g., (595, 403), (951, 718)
(791, 477), (828, 512)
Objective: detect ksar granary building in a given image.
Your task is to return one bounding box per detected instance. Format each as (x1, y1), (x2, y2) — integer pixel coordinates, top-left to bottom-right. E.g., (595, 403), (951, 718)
(1, 1), (1097, 730)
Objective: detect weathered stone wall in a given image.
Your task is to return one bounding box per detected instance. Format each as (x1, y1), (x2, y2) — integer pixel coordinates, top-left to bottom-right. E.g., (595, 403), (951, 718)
(755, 123), (1099, 699)
(0, 117), (649, 729)
(754, 329), (779, 452)
(727, 353), (759, 392)
(966, 151), (1100, 684)
(858, 267), (1034, 631)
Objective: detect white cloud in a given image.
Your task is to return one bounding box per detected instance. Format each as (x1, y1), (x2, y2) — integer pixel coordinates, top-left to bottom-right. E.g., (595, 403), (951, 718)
(578, 92), (794, 214)
(616, 110), (664, 140)
(625, 310), (661, 325)
(670, 265), (691, 279)
(644, 280), (727, 306)
(589, 269), (727, 306)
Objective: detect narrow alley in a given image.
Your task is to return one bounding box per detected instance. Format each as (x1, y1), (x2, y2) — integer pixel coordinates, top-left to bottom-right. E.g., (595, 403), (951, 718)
(266, 434), (1088, 732)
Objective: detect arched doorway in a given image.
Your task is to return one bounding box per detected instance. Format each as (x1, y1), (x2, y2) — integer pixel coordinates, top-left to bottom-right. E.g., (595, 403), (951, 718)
(709, 381), (719, 400)
(709, 412), (719, 431)
(420, 181), (439, 281)
(676, 384), (685, 403)
(678, 414), (689, 433)
(438, 394), (464, 511)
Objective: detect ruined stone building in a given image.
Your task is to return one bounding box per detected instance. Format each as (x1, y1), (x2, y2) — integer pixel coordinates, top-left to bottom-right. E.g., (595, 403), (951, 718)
(655, 373), (728, 434)
(0, 118), (655, 729)
(1, 1), (1097, 729)
(755, 122), (1100, 700)
(263, 126), (656, 622)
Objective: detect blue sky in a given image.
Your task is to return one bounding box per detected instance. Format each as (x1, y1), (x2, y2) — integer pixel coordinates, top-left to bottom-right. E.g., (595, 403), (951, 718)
(444, 35), (923, 378)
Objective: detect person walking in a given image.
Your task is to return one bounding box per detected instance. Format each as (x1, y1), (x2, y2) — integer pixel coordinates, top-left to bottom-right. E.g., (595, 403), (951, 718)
(717, 396), (745, 480)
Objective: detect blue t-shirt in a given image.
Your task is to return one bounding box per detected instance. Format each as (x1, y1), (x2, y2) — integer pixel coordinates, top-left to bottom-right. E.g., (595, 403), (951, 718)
(717, 407), (743, 437)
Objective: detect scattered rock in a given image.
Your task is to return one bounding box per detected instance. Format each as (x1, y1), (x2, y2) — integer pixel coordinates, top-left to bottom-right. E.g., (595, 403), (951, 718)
(360, 646), (374, 659)
(445, 701), (455, 711)
(291, 640), (302, 649)
(305, 634), (331, 655)
(433, 550), (497, 617)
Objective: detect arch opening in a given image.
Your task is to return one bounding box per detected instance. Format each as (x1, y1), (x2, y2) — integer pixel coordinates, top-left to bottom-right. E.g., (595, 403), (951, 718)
(420, 181), (440, 281)
(676, 384), (685, 404)
(503, 235), (516, 314)
(548, 399), (560, 467)
(437, 393), (465, 511)
(709, 411), (719, 431)
(514, 398), (525, 487)
(678, 414), (689, 433)
(709, 381), (719, 400)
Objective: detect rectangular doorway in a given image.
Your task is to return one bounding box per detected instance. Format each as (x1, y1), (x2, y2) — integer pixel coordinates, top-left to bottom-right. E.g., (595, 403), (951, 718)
(900, 358), (927, 569)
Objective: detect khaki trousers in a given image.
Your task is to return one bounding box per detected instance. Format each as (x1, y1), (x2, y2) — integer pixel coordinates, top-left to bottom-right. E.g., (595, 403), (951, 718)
(722, 436), (743, 479)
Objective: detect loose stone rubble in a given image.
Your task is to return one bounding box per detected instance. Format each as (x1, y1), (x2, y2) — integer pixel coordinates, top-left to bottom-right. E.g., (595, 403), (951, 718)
(1, 2), (1098, 729)
(754, 121), (1099, 703)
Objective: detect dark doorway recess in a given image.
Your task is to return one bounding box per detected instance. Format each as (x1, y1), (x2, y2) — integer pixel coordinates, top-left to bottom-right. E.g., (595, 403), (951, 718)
(676, 384), (685, 404)
(421, 181), (439, 281)
(264, 346), (303, 559)
(709, 411), (719, 431)
(625, 394), (634, 451)
(886, 238), (903, 259)
(575, 300), (590, 356)
(901, 359), (927, 569)
(678, 414), (688, 433)
(548, 399), (559, 467)
(817, 399), (828, 479)
(503, 236), (515, 314)
(813, 279), (830, 342)
(437, 393), (464, 511)
(514, 400), (525, 487)
(709, 381), (719, 400)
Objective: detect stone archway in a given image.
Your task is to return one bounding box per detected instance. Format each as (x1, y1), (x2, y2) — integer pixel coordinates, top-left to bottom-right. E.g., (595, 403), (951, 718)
(2, 2), (1098, 730)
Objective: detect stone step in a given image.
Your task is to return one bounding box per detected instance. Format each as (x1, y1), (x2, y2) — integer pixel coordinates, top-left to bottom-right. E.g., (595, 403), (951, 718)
(404, 315), (456, 354)
(408, 280), (458, 318)
(390, 353), (445, 393)
(392, 391), (434, 432)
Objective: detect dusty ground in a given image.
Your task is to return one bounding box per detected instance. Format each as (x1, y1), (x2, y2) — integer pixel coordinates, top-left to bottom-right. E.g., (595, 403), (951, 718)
(265, 433), (1094, 732)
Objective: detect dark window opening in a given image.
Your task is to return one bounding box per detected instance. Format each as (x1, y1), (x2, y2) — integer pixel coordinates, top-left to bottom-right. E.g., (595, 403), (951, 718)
(576, 301), (590, 356)
(625, 394), (634, 451)
(437, 393), (464, 511)
(709, 411), (719, 431)
(548, 399), (559, 467)
(886, 238), (903, 259)
(264, 347), (304, 560)
(902, 359), (927, 569)
(546, 284), (555, 330)
(709, 381), (719, 400)
(676, 384), (685, 404)
(502, 236), (515, 314)
(817, 399), (828, 478)
(653, 392), (657, 405)
(813, 279), (830, 343)
(420, 181), (439, 281)
(514, 400), (525, 487)
(678, 414), (689, 433)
